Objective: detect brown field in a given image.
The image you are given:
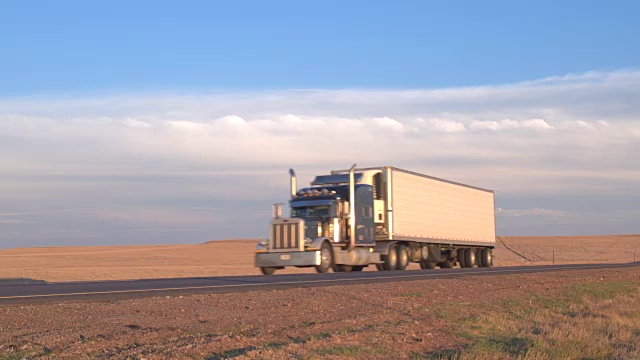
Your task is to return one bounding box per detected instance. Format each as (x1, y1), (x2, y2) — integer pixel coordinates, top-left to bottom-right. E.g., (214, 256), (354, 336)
(1, 267), (638, 359)
(0, 235), (638, 282)
(1, 236), (639, 359)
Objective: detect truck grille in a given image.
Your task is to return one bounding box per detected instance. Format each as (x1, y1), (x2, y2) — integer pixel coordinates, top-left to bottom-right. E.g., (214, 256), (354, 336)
(270, 219), (304, 251)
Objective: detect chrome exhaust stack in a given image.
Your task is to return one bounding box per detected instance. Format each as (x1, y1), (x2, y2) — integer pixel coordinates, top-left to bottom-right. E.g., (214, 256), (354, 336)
(272, 203), (283, 219)
(289, 168), (297, 199)
(348, 163), (357, 250)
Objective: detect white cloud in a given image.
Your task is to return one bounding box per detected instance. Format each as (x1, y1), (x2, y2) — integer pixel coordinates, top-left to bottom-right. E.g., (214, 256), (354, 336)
(168, 120), (205, 131)
(124, 118), (151, 128)
(0, 70), (638, 193)
(370, 117), (404, 132)
(521, 119), (554, 130)
(0, 69), (639, 245)
(469, 118), (553, 131)
(414, 118), (467, 133)
(557, 120), (597, 131)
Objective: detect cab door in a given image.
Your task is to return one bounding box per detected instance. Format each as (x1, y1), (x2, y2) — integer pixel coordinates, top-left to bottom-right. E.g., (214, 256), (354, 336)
(355, 185), (375, 245)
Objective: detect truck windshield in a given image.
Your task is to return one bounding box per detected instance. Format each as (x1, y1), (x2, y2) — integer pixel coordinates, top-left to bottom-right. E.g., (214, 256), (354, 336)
(291, 206), (332, 218)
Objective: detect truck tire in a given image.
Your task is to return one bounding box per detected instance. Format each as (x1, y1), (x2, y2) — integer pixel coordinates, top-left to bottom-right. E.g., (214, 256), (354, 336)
(481, 248), (493, 267)
(315, 242), (333, 273)
(457, 249), (467, 268)
(382, 243), (398, 270)
(419, 260), (436, 269)
(439, 259), (454, 268)
(421, 245), (430, 262)
(464, 248), (477, 268)
(375, 264), (384, 271)
(260, 267), (277, 275)
(396, 244), (409, 270)
(337, 265), (353, 272)
(475, 248), (483, 267)
(352, 265), (364, 272)
(427, 245), (443, 263)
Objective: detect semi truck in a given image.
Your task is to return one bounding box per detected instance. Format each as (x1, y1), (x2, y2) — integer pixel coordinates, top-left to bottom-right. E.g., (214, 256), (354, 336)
(255, 165), (496, 275)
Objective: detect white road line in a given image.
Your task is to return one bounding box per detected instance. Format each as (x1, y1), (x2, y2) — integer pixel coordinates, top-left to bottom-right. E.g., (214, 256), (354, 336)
(0, 263), (632, 300)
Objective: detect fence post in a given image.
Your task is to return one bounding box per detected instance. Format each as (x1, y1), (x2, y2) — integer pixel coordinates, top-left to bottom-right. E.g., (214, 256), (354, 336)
(553, 250), (555, 265)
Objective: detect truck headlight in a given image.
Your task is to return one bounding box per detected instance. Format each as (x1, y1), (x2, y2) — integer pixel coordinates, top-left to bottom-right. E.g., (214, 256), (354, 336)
(259, 239), (269, 247)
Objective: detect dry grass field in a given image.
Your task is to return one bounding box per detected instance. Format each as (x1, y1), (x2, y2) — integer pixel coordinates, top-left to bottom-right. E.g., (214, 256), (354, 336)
(1, 236), (639, 359)
(495, 234), (640, 265)
(1, 267), (638, 359)
(0, 235), (638, 282)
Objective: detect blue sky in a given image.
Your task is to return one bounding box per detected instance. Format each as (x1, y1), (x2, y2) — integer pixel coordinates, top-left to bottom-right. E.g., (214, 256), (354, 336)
(1, 1), (639, 247)
(2, 1), (639, 93)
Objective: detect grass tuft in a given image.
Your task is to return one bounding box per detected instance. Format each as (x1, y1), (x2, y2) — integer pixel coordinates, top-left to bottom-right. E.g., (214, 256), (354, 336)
(400, 292), (423, 298)
(207, 346), (258, 359)
(316, 345), (370, 356)
(312, 332), (332, 340)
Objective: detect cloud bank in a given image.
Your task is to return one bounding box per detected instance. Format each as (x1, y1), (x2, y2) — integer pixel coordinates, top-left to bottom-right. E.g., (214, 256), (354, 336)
(1, 70), (639, 247)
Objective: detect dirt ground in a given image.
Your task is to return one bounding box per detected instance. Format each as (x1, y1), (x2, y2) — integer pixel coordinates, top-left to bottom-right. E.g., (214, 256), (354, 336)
(0, 235), (638, 282)
(495, 234), (640, 265)
(0, 267), (638, 359)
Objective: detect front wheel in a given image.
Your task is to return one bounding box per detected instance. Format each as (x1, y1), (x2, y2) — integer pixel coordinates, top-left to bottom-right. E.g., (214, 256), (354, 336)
(260, 267), (277, 275)
(315, 242), (334, 273)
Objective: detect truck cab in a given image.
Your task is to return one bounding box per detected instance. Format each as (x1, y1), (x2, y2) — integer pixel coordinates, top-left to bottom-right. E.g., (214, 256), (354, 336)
(255, 165), (382, 274)
(291, 183), (375, 246)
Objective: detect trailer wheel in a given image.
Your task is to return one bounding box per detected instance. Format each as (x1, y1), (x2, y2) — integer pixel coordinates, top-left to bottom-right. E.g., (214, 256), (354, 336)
(396, 244), (409, 270)
(421, 245), (430, 261)
(420, 260), (436, 269)
(315, 242), (333, 273)
(481, 248), (493, 267)
(439, 260), (454, 268)
(464, 248), (477, 268)
(337, 265), (353, 272)
(457, 249), (467, 268)
(475, 248), (483, 267)
(352, 266), (364, 272)
(260, 267), (277, 275)
(382, 243), (398, 270)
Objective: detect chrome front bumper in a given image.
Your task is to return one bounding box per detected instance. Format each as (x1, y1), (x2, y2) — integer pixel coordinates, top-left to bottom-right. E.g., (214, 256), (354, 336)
(255, 251), (321, 267)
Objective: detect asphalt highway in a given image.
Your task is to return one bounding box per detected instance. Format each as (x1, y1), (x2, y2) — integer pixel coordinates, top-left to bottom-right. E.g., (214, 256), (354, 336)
(0, 262), (637, 305)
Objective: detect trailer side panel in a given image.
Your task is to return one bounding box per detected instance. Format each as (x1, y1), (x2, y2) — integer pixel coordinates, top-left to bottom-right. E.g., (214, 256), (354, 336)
(391, 169), (495, 244)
